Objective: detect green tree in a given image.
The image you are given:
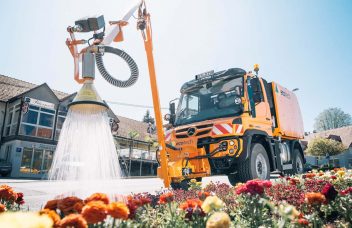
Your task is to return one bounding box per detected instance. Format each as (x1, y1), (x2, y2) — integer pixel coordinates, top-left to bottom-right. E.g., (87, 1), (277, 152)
(314, 108), (352, 132)
(143, 110), (155, 125)
(305, 137), (347, 156)
(128, 130), (140, 139)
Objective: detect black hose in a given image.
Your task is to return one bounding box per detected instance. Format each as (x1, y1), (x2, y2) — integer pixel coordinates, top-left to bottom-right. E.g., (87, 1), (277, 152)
(95, 46), (139, 88)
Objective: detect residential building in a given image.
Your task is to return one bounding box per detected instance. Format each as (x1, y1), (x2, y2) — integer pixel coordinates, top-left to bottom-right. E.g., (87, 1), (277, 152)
(302, 126), (352, 168)
(0, 75), (157, 178)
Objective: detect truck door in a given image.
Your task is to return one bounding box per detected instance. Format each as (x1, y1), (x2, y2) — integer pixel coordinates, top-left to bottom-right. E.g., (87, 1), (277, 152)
(250, 78), (272, 132)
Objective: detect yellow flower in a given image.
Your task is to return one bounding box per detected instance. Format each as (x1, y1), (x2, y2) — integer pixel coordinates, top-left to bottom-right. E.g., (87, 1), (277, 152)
(0, 212), (53, 228)
(206, 212), (231, 228)
(201, 196), (224, 213)
(279, 204), (300, 220)
(190, 179), (197, 183)
(337, 170), (345, 177)
(196, 182), (202, 186)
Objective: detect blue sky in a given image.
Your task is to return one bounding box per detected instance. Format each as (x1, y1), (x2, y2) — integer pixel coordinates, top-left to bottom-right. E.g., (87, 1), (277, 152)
(0, 0), (351, 131)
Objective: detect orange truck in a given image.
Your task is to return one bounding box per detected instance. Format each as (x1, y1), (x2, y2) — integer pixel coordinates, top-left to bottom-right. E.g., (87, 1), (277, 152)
(158, 65), (305, 189)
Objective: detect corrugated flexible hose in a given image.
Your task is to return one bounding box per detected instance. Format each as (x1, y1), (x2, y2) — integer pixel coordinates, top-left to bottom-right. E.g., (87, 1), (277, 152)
(95, 46), (139, 88)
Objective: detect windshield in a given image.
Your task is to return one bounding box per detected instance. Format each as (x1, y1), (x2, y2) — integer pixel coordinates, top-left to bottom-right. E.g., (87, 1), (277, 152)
(174, 76), (243, 126)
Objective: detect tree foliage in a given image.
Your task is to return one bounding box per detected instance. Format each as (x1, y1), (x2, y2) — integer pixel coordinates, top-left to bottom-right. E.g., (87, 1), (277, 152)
(305, 137), (347, 156)
(314, 108), (352, 132)
(128, 130), (140, 139)
(143, 110), (155, 125)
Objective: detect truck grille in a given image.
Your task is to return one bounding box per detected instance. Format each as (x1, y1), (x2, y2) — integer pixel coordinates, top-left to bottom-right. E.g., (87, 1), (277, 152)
(175, 124), (213, 138)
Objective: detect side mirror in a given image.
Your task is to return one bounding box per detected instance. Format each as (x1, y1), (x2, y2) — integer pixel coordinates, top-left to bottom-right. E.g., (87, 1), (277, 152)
(170, 103), (175, 115)
(168, 102), (176, 125)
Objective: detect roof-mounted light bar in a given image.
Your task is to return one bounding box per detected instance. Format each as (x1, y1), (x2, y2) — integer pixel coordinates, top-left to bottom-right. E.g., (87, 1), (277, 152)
(195, 70), (214, 80)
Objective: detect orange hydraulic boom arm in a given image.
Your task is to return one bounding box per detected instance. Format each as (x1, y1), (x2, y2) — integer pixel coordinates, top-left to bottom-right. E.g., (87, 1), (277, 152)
(137, 2), (170, 187)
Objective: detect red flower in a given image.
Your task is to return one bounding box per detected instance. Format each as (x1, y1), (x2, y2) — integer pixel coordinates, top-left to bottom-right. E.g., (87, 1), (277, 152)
(15, 192), (25, 205)
(159, 192), (174, 204)
(126, 196), (139, 219)
(235, 180), (272, 195)
(321, 183), (338, 201)
(331, 175), (337, 180)
(298, 218), (309, 226)
(340, 187), (352, 196)
(139, 197), (152, 206)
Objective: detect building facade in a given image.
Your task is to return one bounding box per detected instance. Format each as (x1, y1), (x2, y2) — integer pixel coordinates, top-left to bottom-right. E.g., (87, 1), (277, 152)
(303, 126), (352, 168)
(0, 75), (157, 178)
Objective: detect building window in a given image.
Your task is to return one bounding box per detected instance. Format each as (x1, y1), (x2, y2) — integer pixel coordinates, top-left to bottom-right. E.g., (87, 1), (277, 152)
(329, 158), (340, 168)
(20, 147), (54, 174)
(0, 145), (12, 162)
(54, 110), (67, 141)
(19, 104), (56, 139)
(348, 159), (352, 168)
(3, 102), (21, 137)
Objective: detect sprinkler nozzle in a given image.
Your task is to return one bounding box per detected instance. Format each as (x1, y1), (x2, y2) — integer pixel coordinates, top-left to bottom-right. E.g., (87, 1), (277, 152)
(68, 79), (108, 111)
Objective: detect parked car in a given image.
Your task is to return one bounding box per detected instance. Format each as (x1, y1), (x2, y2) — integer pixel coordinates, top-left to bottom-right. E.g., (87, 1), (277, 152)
(0, 159), (12, 177)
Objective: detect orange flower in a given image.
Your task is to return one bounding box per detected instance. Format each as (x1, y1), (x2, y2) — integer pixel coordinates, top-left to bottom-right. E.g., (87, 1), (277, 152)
(39, 209), (61, 226)
(107, 202), (130, 220)
(198, 191), (210, 201)
(179, 199), (203, 210)
(44, 199), (59, 211)
(0, 203), (6, 213)
(305, 173), (316, 179)
(85, 193), (109, 205)
(159, 192), (174, 204)
(0, 185), (17, 202)
(81, 201), (107, 224)
(57, 196), (83, 215)
(59, 214), (87, 228)
(74, 201), (85, 213)
(305, 192), (326, 205)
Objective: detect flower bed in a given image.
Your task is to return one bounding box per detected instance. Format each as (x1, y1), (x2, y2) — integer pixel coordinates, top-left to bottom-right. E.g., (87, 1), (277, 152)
(1, 169), (352, 227)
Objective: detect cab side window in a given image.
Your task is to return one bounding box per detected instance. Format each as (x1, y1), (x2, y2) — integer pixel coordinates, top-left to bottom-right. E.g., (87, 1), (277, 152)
(251, 78), (264, 103)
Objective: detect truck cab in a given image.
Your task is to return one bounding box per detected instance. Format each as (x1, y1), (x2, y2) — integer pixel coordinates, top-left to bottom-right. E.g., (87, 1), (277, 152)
(158, 66), (305, 189)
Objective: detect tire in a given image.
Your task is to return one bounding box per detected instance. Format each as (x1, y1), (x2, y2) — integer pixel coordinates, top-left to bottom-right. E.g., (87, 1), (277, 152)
(0, 172), (10, 177)
(292, 149), (304, 174)
(227, 174), (240, 186)
(237, 143), (271, 182)
(170, 179), (190, 190)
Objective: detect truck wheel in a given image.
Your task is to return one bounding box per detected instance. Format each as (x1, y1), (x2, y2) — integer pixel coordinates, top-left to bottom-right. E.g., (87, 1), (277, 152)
(227, 174), (240, 186)
(237, 143), (271, 182)
(292, 149), (304, 174)
(170, 179), (190, 190)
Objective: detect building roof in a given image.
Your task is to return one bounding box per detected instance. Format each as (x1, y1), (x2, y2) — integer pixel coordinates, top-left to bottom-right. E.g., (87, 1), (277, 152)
(303, 126), (352, 148)
(0, 74), (69, 101)
(116, 115), (156, 142)
(0, 74), (155, 142)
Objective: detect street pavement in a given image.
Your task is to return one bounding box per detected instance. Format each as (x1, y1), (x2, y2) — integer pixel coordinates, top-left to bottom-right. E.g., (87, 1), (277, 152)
(1, 174), (280, 211)
(0, 176), (230, 211)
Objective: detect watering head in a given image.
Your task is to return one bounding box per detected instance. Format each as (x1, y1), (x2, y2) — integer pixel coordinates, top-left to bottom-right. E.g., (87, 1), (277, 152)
(68, 79), (108, 112)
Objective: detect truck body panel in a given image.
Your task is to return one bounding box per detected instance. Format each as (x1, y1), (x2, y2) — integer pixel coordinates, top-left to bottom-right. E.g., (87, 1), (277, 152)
(271, 82), (304, 139)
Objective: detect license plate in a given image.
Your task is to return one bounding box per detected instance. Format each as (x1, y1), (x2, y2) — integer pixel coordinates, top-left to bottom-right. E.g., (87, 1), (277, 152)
(182, 168), (192, 176)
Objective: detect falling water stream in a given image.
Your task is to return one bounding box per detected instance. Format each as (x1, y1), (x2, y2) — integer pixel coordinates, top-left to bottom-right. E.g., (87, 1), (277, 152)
(48, 106), (122, 198)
